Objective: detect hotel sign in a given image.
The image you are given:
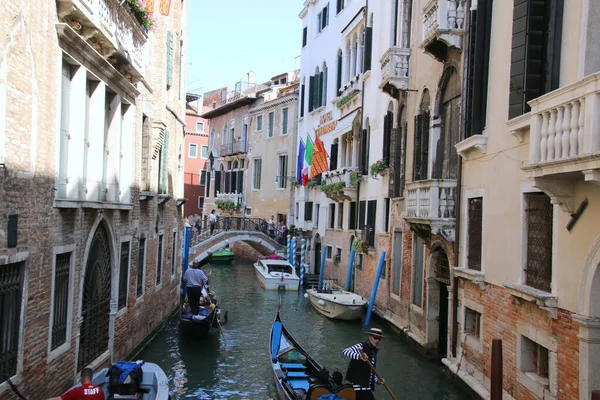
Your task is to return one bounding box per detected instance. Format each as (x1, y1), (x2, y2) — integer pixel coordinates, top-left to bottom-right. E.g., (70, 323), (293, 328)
(315, 111), (337, 138)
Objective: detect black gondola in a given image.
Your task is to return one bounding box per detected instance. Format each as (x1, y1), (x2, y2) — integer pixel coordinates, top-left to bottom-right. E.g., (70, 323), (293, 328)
(269, 311), (356, 400)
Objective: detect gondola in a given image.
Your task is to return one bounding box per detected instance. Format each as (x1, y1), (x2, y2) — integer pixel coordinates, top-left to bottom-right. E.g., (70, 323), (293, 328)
(179, 289), (227, 339)
(269, 311), (356, 400)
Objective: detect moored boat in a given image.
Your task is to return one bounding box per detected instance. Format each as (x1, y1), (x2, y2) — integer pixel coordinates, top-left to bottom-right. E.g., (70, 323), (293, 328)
(179, 304), (227, 339)
(254, 259), (300, 291)
(80, 361), (169, 399)
(306, 281), (367, 321)
(269, 312), (356, 400)
(209, 248), (235, 262)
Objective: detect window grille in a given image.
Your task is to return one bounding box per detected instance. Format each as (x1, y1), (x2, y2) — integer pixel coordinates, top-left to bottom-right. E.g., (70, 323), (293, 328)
(467, 197), (483, 271)
(525, 192), (553, 292)
(157, 234), (164, 285)
(52, 253), (71, 350)
(136, 238), (146, 298)
(0, 262), (24, 377)
(433, 247), (451, 285)
(118, 242), (130, 310)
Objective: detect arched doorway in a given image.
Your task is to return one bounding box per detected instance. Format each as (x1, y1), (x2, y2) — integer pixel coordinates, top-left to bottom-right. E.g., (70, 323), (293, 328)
(78, 223), (112, 370)
(427, 246), (451, 357)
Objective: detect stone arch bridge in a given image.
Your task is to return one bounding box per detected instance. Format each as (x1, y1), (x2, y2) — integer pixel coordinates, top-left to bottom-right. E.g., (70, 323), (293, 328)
(189, 217), (286, 263)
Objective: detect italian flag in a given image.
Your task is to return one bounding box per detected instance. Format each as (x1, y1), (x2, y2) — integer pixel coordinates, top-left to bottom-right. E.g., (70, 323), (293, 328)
(302, 136), (314, 186)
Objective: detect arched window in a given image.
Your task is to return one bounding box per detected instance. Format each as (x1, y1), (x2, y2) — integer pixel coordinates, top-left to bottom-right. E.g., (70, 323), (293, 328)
(414, 90), (430, 181)
(336, 49), (343, 94)
(382, 101), (394, 164)
(433, 67), (460, 179)
(360, 117), (371, 174)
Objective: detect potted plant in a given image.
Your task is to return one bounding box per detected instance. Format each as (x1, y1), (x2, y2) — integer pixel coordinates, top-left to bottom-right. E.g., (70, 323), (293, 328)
(370, 160), (388, 178)
(353, 239), (368, 254)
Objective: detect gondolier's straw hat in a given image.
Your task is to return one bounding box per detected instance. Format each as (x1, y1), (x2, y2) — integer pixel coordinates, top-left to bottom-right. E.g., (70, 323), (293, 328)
(365, 327), (384, 338)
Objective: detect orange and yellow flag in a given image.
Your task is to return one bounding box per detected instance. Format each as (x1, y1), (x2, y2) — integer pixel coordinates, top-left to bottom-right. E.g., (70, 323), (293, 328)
(146, 0), (154, 13)
(159, 0), (171, 15)
(309, 135), (329, 178)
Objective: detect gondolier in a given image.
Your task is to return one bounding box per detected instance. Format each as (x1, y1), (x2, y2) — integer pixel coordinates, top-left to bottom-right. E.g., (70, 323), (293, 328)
(183, 259), (209, 314)
(342, 327), (386, 400)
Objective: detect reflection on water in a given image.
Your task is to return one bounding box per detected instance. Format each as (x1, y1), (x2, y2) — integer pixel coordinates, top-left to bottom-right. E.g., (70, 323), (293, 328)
(137, 259), (471, 399)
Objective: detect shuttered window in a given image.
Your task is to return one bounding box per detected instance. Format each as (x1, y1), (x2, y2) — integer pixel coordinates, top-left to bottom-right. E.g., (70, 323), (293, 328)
(464, 0), (493, 138)
(360, 129), (369, 174)
(336, 52), (343, 94)
(300, 83), (305, 118)
(413, 111), (430, 181)
(412, 235), (424, 307)
(51, 252), (71, 350)
(205, 171), (211, 198)
(383, 111), (393, 164)
(358, 200), (366, 229)
(304, 201), (314, 221)
(166, 30), (174, 87)
(392, 232), (403, 295)
(348, 201), (357, 230)
(330, 140), (338, 171)
(308, 76), (315, 112)
(364, 27), (373, 72)
(158, 131), (169, 194)
(136, 238), (146, 298)
(508, 0), (563, 119)
(214, 170), (221, 194)
(302, 27), (307, 47)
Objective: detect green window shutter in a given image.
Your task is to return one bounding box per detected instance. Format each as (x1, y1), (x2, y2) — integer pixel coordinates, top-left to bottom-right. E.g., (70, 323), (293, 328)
(308, 76), (315, 112)
(300, 83), (305, 117)
(322, 68), (328, 106)
(166, 30), (174, 87)
(364, 27), (373, 72)
(336, 53), (342, 93)
(302, 27), (307, 47)
(159, 131), (169, 193)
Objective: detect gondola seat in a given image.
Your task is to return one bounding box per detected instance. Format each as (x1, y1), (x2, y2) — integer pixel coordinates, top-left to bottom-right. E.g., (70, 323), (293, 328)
(286, 371), (309, 378)
(287, 378), (310, 392)
(281, 362), (307, 371)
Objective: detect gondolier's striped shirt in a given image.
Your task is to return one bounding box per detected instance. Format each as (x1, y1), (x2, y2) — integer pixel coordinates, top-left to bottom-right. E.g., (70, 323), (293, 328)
(342, 342), (379, 391)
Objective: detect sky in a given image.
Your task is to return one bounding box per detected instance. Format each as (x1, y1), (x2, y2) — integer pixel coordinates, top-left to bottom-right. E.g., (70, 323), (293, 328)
(186, 0), (302, 95)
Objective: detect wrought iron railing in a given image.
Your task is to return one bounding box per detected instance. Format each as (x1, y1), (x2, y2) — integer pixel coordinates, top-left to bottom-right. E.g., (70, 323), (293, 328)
(220, 140), (247, 156)
(191, 217), (288, 246)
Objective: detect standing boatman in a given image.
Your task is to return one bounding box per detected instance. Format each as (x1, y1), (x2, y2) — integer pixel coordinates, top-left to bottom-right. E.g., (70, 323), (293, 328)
(342, 327), (386, 400)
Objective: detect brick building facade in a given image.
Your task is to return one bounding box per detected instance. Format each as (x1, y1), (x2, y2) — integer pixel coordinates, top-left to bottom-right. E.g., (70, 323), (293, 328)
(0, 0), (188, 398)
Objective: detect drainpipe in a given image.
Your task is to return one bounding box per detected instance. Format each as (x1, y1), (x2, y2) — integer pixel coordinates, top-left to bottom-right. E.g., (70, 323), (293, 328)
(451, 151), (463, 357)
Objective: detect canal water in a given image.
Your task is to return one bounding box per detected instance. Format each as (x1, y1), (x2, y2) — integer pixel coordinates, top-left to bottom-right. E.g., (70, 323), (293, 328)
(137, 259), (472, 399)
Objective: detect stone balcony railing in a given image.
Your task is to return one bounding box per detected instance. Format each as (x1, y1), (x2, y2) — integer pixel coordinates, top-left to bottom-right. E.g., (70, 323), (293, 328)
(513, 72), (600, 213)
(405, 179), (457, 220)
(220, 140), (247, 156)
(379, 47), (410, 96)
(57, 0), (148, 81)
(216, 192), (243, 205)
(322, 168), (359, 202)
(421, 0), (466, 57)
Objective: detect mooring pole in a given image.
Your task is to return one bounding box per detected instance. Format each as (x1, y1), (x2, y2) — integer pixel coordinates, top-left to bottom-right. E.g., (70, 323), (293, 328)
(300, 239), (306, 288)
(181, 223), (191, 297)
(491, 338), (503, 400)
(318, 246), (327, 290)
(345, 245), (355, 291)
(287, 235), (292, 264)
(364, 251), (386, 327)
(291, 236), (297, 271)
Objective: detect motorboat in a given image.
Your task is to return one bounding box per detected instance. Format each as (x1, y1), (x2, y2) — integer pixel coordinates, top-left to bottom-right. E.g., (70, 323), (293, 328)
(77, 361), (169, 399)
(305, 280), (367, 321)
(254, 259), (300, 291)
(270, 311), (356, 400)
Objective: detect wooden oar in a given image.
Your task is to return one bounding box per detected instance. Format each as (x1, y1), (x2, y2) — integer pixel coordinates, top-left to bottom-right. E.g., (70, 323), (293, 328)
(359, 350), (398, 400)
(206, 293), (227, 345)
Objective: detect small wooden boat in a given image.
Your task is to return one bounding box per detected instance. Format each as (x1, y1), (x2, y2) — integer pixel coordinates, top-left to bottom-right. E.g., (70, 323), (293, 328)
(306, 280), (367, 321)
(210, 248), (235, 262)
(254, 259), (300, 291)
(85, 361), (169, 399)
(270, 312), (356, 400)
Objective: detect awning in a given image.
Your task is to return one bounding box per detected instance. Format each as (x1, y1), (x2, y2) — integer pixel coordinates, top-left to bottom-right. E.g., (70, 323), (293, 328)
(333, 109), (361, 139)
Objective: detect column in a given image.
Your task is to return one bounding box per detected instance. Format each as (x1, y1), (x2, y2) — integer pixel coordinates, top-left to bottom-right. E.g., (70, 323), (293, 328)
(105, 93), (121, 203)
(574, 314), (600, 399)
(119, 104), (134, 204)
(345, 43), (351, 83)
(356, 33), (364, 75)
(342, 50), (349, 87)
(350, 39), (357, 78)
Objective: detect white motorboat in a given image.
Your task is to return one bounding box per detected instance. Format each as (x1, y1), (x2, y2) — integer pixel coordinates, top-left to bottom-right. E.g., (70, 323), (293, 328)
(306, 281), (368, 320)
(83, 361), (169, 399)
(254, 259), (300, 291)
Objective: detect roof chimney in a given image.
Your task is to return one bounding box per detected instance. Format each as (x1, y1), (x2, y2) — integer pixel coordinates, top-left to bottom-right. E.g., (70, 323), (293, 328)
(247, 71), (256, 85)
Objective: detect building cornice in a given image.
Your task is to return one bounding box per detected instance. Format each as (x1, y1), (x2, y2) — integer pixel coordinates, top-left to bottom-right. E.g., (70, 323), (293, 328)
(249, 95), (298, 114)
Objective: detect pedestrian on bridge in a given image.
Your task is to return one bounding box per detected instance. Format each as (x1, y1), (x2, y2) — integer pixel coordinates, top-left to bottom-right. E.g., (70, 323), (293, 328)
(209, 210), (217, 235)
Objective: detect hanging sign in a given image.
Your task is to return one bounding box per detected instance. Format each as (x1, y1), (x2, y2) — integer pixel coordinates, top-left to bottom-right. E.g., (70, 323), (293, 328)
(315, 111), (337, 138)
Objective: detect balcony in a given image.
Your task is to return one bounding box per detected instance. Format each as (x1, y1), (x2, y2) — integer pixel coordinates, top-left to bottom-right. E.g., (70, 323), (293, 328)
(421, 0), (466, 61)
(379, 47), (410, 98)
(321, 169), (359, 202)
(405, 179), (457, 240)
(57, 0), (148, 82)
(220, 140), (247, 156)
(516, 72), (600, 213)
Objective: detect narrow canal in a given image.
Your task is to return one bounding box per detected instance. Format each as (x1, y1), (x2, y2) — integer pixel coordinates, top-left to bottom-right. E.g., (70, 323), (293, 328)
(137, 259), (472, 399)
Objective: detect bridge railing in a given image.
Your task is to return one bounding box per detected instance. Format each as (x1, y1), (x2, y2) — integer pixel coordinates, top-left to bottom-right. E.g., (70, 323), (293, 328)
(190, 216), (288, 247)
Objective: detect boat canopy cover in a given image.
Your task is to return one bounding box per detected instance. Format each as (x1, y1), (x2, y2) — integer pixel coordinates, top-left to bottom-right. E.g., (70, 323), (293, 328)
(271, 321), (283, 362)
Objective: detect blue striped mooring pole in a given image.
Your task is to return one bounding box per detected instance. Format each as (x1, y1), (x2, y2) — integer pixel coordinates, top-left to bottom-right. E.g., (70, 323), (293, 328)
(317, 245), (327, 290)
(300, 239), (306, 288)
(345, 245), (356, 291)
(287, 235), (291, 263)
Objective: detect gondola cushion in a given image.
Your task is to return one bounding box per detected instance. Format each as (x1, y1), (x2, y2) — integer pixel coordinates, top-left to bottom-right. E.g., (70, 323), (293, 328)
(281, 363), (307, 370)
(287, 378), (310, 391)
(286, 371), (309, 378)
